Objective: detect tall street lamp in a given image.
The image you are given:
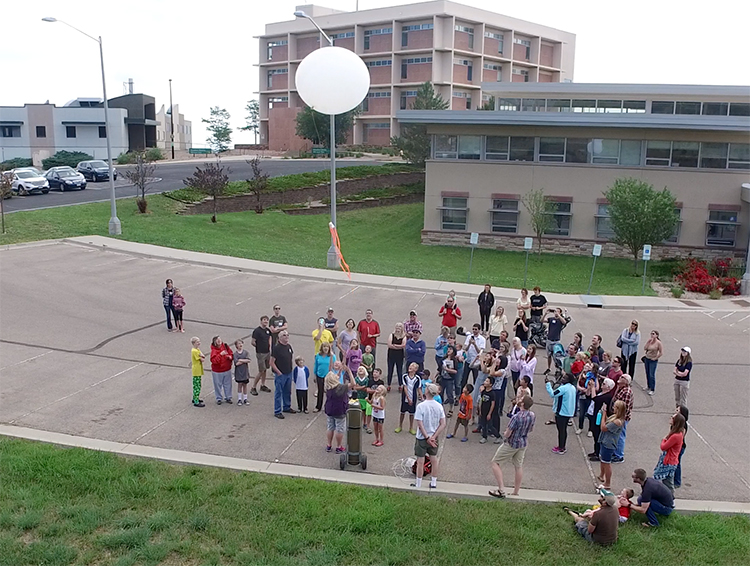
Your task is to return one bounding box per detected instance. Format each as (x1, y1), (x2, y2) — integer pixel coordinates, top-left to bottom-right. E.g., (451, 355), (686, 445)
(169, 79), (175, 160)
(294, 10), (369, 268)
(42, 17), (121, 235)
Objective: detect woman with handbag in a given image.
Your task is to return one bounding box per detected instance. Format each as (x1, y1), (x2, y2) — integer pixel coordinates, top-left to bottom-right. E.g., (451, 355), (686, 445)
(618, 320), (640, 377)
(642, 330), (663, 396)
(653, 412), (687, 494)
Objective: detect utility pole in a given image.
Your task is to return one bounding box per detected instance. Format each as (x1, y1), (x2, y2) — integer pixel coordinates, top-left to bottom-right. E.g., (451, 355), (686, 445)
(169, 79), (175, 159)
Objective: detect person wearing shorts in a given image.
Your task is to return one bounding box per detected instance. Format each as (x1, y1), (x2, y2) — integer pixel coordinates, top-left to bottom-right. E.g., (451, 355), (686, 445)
(489, 395), (535, 498)
(411, 384), (446, 489)
(251, 316), (273, 395)
(324, 372), (349, 453)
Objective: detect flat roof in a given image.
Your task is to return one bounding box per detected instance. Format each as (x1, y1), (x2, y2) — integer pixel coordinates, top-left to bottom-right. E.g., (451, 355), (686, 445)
(479, 83), (750, 98)
(396, 110), (750, 132)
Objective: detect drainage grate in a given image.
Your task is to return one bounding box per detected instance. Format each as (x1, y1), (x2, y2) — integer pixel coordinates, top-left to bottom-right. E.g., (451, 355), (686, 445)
(580, 295), (603, 308)
(732, 299), (750, 307)
(679, 300), (701, 307)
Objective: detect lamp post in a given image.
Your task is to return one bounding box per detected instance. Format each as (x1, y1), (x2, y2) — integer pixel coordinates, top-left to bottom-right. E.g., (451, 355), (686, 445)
(42, 17), (121, 235)
(294, 10), (369, 268)
(169, 79), (175, 159)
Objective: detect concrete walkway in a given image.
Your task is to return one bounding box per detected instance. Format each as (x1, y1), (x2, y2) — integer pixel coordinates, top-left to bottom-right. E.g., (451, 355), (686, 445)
(3, 424), (747, 515)
(64, 235), (750, 312)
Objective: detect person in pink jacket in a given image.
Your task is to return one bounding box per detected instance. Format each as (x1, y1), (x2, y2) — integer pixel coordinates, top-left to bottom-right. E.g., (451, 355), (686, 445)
(520, 344), (537, 396)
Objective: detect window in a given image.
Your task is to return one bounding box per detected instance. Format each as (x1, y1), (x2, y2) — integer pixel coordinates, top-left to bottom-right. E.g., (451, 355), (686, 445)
(491, 199), (519, 233)
(367, 91), (391, 97)
(66, 126), (76, 138)
(664, 208), (683, 244)
(728, 143), (750, 169)
(702, 102), (728, 116)
(455, 25), (474, 33)
(366, 60), (392, 67)
(98, 126), (107, 138)
(267, 68), (287, 89)
(364, 27), (392, 50)
(597, 100), (623, 113)
(547, 99), (571, 112)
(706, 210), (739, 247)
(514, 37), (531, 59)
(645, 140), (671, 166)
(400, 90), (417, 110)
(266, 39), (287, 60)
(509, 137), (534, 161)
(1, 125), (20, 138)
(595, 204), (615, 240)
(403, 24), (433, 31)
(538, 137), (565, 162)
(522, 98), (545, 112)
(651, 101), (675, 114)
(700, 142), (728, 169)
(362, 97), (369, 112)
(545, 202), (572, 236)
(330, 32), (354, 40)
(590, 139), (620, 164)
(434, 135), (457, 159)
(572, 99), (596, 113)
(620, 140), (642, 166)
(497, 98), (520, 111)
(670, 141), (699, 168)
(565, 138), (589, 163)
(401, 63), (407, 79)
(729, 103), (750, 116)
(512, 68), (529, 81)
(364, 36), (370, 50)
(458, 135), (481, 159)
(485, 30), (503, 52)
(403, 57), (432, 64)
(623, 100), (646, 113)
(675, 101), (701, 115)
(440, 197), (468, 230)
(36, 126), (46, 138)
(485, 136), (509, 160)
(402, 31), (408, 47)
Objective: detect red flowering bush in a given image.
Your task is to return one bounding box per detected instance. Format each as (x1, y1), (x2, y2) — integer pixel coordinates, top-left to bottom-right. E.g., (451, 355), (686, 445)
(719, 277), (741, 296)
(674, 258), (740, 295)
(712, 257), (733, 277)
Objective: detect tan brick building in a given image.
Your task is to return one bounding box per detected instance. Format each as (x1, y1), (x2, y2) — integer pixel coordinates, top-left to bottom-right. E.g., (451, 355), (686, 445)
(256, 1), (575, 152)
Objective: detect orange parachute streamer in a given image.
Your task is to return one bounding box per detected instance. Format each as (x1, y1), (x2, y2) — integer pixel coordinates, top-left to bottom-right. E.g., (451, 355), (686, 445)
(329, 222), (351, 279)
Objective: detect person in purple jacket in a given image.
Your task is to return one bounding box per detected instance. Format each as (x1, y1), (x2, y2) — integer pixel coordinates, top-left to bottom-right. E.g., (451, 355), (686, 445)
(324, 371), (350, 454)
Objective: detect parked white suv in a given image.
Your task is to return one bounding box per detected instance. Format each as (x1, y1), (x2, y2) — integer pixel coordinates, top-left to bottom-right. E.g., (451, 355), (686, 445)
(8, 169), (50, 195)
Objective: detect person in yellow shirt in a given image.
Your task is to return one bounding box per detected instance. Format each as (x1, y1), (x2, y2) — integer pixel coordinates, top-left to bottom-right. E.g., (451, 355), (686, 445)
(191, 337), (206, 408)
(311, 318), (334, 357)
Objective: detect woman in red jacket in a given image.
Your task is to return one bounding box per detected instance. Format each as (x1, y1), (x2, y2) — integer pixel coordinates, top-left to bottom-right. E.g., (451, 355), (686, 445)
(653, 412), (686, 494)
(210, 336), (234, 405)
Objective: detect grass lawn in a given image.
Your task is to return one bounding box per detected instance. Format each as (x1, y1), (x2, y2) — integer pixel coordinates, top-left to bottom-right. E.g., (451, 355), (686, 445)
(1, 194), (659, 295)
(1, 438), (747, 566)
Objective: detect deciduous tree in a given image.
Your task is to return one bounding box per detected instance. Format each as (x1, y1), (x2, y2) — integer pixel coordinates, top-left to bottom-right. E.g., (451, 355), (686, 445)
(202, 107), (232, 153)
(295, 106), (356, 149)
(390, 82), (449, 167)
(521, 188), (554, 254)
(122, 151), (156, 213)
(183, 160), (229, 223)
(239, 100), (260, 144)
(246, 155), (270, 213)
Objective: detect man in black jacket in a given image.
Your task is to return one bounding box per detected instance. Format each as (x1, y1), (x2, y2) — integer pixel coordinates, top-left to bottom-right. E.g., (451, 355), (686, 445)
(477, 284), (495, 333)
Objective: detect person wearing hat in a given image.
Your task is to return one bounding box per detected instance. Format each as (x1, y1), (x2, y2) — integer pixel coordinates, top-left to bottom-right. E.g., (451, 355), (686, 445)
(405, 328), (427, 373)
(323, 308), (339, 356)
(610, 374), (634, 463)
(564, 487), (620, 545)
(403, 310), (422, 339)
(673, 346), (692, 408)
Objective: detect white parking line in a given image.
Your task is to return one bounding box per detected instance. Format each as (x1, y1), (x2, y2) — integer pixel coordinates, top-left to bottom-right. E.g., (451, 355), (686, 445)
(0, 350), (54, 373)
(336, 286), (360, 301)
(276, 411), (323, 462)
(689, 422), (750, 492)
(720, 311), (737, 320)
(181, 272), (235, 290)
(235, 278), (293, 306)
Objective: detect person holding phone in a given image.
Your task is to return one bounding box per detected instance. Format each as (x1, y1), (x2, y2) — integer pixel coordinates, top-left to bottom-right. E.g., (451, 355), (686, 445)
(311, 317), (334, 358)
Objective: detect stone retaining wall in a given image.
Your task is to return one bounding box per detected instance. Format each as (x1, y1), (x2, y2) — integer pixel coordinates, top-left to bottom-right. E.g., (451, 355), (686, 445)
(282, 192), (424, 215)
(421, 230), (747, 262)
(182, 171), (424, 215)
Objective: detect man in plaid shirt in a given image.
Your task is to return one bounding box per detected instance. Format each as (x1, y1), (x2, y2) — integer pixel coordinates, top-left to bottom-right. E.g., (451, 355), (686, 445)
(489, 395), (536, 498)
(403, 310), (422, 339)
(611, 374), (634, 463)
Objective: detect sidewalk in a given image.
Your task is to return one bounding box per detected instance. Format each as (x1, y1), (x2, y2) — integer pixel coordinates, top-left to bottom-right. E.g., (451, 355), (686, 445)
(64, 235), (750, 312)
(2, 424), (746, 515)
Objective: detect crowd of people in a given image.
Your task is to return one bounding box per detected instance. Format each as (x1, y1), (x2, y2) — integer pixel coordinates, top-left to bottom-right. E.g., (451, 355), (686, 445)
(166, 279), (695, 544)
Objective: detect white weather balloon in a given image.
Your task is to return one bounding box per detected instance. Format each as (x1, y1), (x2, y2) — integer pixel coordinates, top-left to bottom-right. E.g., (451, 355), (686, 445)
(295, 46), (370, 115)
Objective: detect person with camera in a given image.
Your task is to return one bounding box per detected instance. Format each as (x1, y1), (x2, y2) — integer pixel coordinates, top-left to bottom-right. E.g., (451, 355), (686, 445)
(544, 307), (567, 376)
(545, 372), (576, 454)
(462, 324), (486, 389)
(311, 317), (334, 358)
(439, 296), (462, 338)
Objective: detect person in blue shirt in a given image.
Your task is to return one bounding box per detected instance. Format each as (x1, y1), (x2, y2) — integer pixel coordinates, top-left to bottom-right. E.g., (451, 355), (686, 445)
(546, 372), (576, 455)
(405, 329), (427, 372)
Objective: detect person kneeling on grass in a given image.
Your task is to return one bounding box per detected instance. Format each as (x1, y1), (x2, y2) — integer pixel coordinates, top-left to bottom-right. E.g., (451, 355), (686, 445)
(489, 395), (535, 498)
(563, 487), (619, 546)
(324, 371), (350, 454)
(411, 384), (446, 489)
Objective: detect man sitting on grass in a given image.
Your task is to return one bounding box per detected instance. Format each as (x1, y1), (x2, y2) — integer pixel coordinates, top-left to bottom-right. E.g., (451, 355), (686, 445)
(564, 488), (619, 546)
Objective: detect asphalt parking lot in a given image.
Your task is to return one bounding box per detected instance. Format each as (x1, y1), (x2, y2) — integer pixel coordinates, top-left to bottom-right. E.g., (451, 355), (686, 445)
(1, 240), (748, 502)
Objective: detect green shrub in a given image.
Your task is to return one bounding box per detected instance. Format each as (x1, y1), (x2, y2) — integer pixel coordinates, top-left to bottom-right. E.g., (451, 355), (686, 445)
(709, 288), (723, 300)
(670, 286), (684, 298)
(42, 151), (94, 169)
(145, 147), (164, 161)
(116, 152), (136, 165)
(1, 157), (33, 169)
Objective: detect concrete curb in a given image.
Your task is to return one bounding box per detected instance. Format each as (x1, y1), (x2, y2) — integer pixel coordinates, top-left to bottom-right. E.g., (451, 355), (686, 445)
(58, 236), (749, 312)
(1, 424), (747, 514)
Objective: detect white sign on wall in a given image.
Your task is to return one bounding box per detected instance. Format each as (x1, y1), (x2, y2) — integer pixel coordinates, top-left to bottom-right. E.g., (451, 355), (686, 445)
(592, 244), (602, 257)
(524, 237), (533, 250)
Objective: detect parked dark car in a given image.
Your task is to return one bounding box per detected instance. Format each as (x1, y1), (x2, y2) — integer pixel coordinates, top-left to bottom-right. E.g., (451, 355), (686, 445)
(76, 160), (118, 182)
(45, 166), (87, 191)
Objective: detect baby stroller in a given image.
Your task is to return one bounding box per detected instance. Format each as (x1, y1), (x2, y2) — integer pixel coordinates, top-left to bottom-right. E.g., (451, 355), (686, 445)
(528, 320), (547, 348)
(551, 342), (567, 380)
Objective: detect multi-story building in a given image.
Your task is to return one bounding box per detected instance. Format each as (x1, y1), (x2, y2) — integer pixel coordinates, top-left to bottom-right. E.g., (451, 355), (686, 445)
(155, 104), (193, 151)
(257, 1), (575, 152)
(397, 83), (750, 260)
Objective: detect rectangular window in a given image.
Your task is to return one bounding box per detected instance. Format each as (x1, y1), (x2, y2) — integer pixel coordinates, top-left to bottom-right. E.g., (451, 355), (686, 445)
(366, 60), (392, 67)
(700, 142), (728, 169)
(1, 126), (20, 138)
(467, 65), (472, 81)
(485, 136), (509, 160)
(664, 208), (683, 244)
(402, 31), (408, 47)
(651, 101), (675, 114)
(565, 138), (589, 163)
(702, 102), (728, 116)
(98, 126), (107, 138)
(66, 126), (76, 138)
(401, 63), (407, 79)
(441, 197), (468, 231)
(521, 98), (545, 112)
(497, 98), (520, 111)
(458, 136), (481, 159)
(597, 100), (623, 113)
(364, 36), (370, 50)
(491, 199), (519, 233)
(455, 25), (474, 33)
(729, 103), (750, 116)
(572, 99), (596, 113)
(36, 125), (46, 138)
(538, 137), (565, 162)
(645, 140), (671, 166)
(362, 97), (369, 112)
(545, 202), (572, 236)
(403, 24), (433, 31)
(591, 139), (620, 164)
(595, 204), (615, 240)
(512, 68), (529, 81)
(670, 141), (699, 168)
(623, 100), (646, 113)
(329, 32), (354, 40)
(675, 101), (701, 115)
(620, 140), (642, 166)
(509, 137), (534, 161)
(706, 210), (739, 247)
(434, 135), (458, 159)
(728, 143), (750, 169)
(547, 99), (571, 112)
(514, 37), (531, 59)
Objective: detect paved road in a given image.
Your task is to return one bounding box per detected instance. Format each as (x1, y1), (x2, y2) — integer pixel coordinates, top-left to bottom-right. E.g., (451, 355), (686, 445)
(1, 240), (748, 503)
(3, 158), (381, 213)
